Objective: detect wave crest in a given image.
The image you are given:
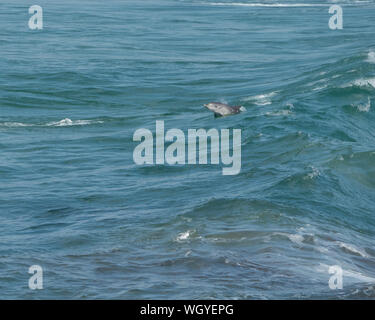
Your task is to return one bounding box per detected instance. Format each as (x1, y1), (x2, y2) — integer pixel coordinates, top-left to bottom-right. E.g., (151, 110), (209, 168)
(46, 118), (103, 127)
(0, 118), (104, 128)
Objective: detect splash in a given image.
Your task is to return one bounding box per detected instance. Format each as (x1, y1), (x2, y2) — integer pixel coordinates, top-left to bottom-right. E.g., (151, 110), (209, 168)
(176, 230), (193, 242)
(304, 166), (320, 180)
(242, 92), (277, 106)
(352, 97), (371, 112)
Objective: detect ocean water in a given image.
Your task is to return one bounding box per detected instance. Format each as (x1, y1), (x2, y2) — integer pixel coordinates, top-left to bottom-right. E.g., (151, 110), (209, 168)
(1, 0), (375, 299)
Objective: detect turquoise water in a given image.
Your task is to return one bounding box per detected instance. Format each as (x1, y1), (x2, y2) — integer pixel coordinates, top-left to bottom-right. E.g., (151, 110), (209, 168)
(1, 0), (375, 299)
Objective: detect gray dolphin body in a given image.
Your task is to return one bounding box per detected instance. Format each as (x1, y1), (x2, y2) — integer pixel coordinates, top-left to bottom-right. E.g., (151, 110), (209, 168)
(204, 102), (245, 117)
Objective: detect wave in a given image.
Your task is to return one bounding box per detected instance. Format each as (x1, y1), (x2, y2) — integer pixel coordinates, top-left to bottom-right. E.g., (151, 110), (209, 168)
(46, 118), (104, 127)
(318, 263), (375, 284)
(264, 49), (375, 105)
(0, 118), (104, 128)
(208, 2), (330, 7)
(352, 97), (371, 112)
(337, 241), (369, 258)
(175, 230), (199, 242)
(0, 122), (32, 127)
(345, 78), (375, 89)
(273, 232), (306, 245)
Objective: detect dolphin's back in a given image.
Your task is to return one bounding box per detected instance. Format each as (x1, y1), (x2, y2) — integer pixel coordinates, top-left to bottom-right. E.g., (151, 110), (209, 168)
(205, 102), (245, 117)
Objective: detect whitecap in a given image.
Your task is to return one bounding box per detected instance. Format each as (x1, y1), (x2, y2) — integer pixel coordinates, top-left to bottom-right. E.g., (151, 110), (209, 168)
(49, 118), (73, 126)
(351, 78), (375, 89)
(176, 230), (194, 242)
(337, 242), (369, 258)
(273, 232), (304, 245)
(46, 118), (103, 127)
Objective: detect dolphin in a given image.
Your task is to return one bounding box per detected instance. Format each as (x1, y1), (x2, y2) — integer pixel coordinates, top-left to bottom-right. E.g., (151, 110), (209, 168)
(204, 102), (246, 117)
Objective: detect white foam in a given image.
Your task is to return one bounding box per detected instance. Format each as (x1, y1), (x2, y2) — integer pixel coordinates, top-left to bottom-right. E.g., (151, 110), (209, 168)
(46, 118), (103, 127)
(313, 84), (328, 91)
(351, 78), (375, 89)
(176, 230), (192, 242)
(337, 242), (369, 258)
(273, 232), (304, 245)
(288, 234), (304, 245)
(352, 97), (371, 112)
(1, 118), (103, 128)
(0, 122), (32, 127)
(366, 51), (375, 64)
(50, 118), (73, 126)
(242, 92), (277, 106)
(304, 166), (320, 180)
